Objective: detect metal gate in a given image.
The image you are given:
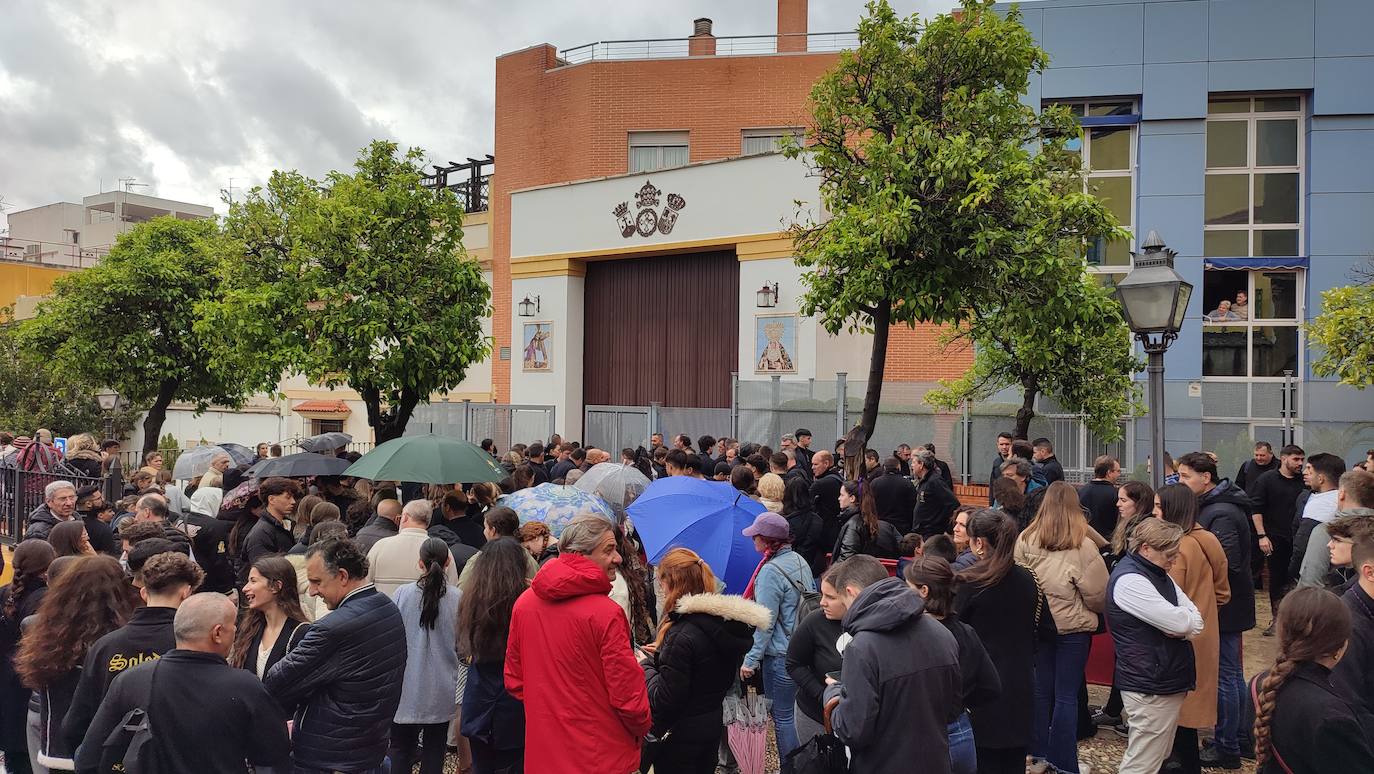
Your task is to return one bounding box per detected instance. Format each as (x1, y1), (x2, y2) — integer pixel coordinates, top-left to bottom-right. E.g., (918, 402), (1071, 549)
(407, 402), (556, 453)
(584, 405), (651, 453)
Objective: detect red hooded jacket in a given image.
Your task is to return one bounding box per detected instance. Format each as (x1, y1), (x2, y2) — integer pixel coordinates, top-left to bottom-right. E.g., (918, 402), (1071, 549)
(505, 552), (652, 774)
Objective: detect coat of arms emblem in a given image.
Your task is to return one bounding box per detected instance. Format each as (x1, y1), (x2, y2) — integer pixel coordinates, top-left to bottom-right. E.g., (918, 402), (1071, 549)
(613, 181), (686, 239)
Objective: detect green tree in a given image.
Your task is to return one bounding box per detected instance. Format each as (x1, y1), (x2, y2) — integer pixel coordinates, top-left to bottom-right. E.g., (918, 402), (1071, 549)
(927, 276), (1143, 440)
(786, 0), (1120, 443)
(0, 310), (141, 438)
(17, 218), (253, 452)
(1308, 265), (1374, 386)
(208, 140), (491, 443)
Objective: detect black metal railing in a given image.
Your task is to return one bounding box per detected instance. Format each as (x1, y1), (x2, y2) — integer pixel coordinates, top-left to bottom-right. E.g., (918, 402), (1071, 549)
(1, 468), (106, 544)
(422, 156), (494, 214)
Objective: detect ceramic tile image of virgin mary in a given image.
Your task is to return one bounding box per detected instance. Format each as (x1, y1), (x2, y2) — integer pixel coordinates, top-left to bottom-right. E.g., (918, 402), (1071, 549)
(754, 314), (797, 374)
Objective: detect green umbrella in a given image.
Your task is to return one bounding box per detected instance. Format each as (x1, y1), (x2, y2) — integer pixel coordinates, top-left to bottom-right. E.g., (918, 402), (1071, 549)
(341, 434), (506, 484)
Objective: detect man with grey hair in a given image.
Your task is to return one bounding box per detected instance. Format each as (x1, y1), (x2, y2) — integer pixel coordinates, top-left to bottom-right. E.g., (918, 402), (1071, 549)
(75, 593), (290, 773)
(912, 447), (960, 538)
(25, 479), (77, 541)
(367, 498), (459, 597)
(506, 514), (651, 774)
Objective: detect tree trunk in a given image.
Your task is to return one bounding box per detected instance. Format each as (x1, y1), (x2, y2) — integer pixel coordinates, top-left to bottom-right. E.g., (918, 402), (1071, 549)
(859, 301), (893, 445)
(140, 379), (180, 453)
(365, 387), (421, 444)
(1014, 377), (1040, 441)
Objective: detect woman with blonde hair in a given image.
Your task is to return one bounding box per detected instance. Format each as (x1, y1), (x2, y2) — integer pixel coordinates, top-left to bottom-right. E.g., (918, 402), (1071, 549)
(1155, 483), (1231, 772)
(63, 434), (103, 478)
(640, 548), (769, 774)
(1014, 480), (1109, 774)
(757, 473), (785, 513)
(1250, 587), (1374, 772)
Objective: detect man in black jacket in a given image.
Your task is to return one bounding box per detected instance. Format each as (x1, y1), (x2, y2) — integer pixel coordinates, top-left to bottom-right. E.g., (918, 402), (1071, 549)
(1333, 526), (1374, 717)
(354, 497), (402, 555)
(911, 449), (960, 538)
(1079, 455), (1122, 539)
(524, 443), (551, 485)
(75, 485), (121, 557)
(240, 477), (300, 580)
(1178, 451), (1255, 769)
(870, 458), (917, 534)
(1233, 441), (1278, 492)
(74, 592), (291, 774)
(439, 491), (487, 549)
(923, 443), (954, 487)
(810, 450), (845, 549)
(265, 537), (406, 774)
(989, 432), (1014, 487)
(64, 552), (204, 750)
(823, 556), (961, 774)
(1032, 438), (1065, 484)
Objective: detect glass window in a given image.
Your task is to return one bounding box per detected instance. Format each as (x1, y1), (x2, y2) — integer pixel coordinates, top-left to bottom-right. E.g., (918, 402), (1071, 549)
(1047, 100), (1138, 271)
(1204, 230), (1248, 257)
(1253, 272), (1299, 320)
(1205, 175), (1249, 225)
(1256, 120), (1298, 167)
(1204, 95), (1303, 258)
(1254, 229), (1299, 258)
(1251, 326), (1299, 376)
(741, 128), (802, 156)
(1204, 327), (1249, 376)
(1206, 121), (1248, 168)
(628, 131), (689, 173)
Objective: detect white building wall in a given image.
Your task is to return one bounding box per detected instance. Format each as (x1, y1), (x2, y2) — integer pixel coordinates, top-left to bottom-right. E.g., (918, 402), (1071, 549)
(509, 273), (584, 439)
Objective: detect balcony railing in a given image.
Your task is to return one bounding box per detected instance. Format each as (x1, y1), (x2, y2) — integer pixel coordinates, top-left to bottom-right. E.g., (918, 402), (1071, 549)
(422, 156), (494, 214)
(558, 31), (858, 65)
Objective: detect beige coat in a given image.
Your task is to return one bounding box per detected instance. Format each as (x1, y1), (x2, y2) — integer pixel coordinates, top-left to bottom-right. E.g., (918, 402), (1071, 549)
(287, 552), (329, 622)
(1170, 527), (1231, 729)
(1014, 535), (1109, 634)
(366, 527), (460, 598)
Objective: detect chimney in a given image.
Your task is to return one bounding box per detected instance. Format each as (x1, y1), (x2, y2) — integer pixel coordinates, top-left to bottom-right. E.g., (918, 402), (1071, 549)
(689, 17), (716, 56)
(777, 0), (808, 52)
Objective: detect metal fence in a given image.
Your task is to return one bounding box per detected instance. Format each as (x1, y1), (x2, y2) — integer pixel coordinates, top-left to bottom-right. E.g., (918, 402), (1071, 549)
(1, 468), (105, 544)
(585, 375), (1135, 486)
(559, 31), (859, 65)
(407, 402), (556, 454)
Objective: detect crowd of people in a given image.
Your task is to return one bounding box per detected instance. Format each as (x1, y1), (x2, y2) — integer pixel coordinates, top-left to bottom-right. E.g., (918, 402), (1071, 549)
(0, 426), (1372, 774)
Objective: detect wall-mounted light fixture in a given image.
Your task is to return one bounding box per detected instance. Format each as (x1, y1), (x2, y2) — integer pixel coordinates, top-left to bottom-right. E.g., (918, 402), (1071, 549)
(755, 282), (779, 308)
(518, 295), (541, 317)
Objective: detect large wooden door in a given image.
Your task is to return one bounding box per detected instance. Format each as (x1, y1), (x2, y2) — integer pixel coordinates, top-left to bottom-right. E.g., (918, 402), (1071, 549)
(584, 251), (738, 408)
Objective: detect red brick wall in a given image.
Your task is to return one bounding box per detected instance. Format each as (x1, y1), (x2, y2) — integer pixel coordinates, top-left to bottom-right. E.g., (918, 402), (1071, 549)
(884, 323), (971, 381)
(492, 45), (973, 398)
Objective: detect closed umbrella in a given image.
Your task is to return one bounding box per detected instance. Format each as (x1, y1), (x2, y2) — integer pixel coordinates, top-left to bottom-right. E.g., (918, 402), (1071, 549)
(247, 453), (350, 479)
(172, 446), (229, 480)
(573, 462), (650, 520)
(724, 686), (770, 774)
(502, 483), (614, 538)
(342, 434), (505, 485)
(299, 431), (353, 453)
(628, 477), (765, 595)
(215, 443), (256, 469)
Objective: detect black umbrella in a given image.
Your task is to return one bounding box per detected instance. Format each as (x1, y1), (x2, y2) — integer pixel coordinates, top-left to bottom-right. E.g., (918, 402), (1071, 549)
(298, 432), (353, 453)
(247, 453), (351, 479)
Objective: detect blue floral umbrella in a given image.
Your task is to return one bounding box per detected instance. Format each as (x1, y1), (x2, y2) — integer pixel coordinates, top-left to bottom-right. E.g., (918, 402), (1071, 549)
(503, 483), (614, 538)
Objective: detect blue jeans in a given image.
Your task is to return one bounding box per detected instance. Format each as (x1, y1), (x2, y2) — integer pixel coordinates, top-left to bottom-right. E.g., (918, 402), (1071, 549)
(761, 654), (799, 766)
(1214, 632), (1244, 755)
(947, 711), (976, 774)
(1032, 631), (1091, 774)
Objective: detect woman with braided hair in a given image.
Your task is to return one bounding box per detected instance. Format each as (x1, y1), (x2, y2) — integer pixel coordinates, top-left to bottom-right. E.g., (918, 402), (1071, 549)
(1250, 587), (1374, 772)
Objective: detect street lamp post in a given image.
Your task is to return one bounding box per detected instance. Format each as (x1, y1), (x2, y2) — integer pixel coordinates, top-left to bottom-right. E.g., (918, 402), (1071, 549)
(1113, 231), (1194, 490)
(95, 388), (122, 441)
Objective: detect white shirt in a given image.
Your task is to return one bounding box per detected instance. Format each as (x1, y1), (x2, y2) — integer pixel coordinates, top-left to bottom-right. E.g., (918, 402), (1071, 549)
(1112, 573), (1205, 640)
(1302, 489), (1340, 524)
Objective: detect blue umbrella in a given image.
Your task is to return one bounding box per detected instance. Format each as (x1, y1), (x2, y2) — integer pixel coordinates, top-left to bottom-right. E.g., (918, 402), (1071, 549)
(503, 483), (614, 538)
(628, 477), (766, 596)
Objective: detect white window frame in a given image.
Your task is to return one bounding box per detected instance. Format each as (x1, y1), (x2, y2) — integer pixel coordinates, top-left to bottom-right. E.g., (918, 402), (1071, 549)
(1200, 268), (1305, 422)
(628, 130), (689, 173)
(1203, 95), (1305, 258)
(741, 127), (803, 156)
(1047, 99), (1138, 277)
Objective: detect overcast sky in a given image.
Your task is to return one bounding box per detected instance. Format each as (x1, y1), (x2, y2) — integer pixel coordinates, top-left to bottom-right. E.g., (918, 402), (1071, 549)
(0, 0), (959, 226)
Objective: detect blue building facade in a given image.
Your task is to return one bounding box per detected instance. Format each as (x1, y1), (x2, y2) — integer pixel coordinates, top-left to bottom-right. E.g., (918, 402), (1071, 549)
(996, 0), (1374, 474)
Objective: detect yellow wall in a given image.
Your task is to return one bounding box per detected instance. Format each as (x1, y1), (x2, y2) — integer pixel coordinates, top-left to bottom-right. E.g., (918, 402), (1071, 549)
(0, 263), (74, 314)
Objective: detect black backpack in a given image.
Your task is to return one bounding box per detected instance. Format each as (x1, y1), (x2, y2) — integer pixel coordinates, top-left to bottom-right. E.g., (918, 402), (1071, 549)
(98, 662), (166, 774)
(777, 558), (820, 634)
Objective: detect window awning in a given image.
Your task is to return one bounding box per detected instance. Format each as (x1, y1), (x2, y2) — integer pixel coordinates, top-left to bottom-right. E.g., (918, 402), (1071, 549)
(1203, 257), (1308, 271)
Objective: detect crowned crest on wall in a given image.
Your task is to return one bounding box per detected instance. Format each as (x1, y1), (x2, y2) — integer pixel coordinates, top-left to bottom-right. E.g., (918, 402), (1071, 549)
(613, 180), (687, 239)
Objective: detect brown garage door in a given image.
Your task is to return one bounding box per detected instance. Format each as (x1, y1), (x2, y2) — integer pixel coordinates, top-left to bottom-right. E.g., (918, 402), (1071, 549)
(584, 250), (738, 408)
